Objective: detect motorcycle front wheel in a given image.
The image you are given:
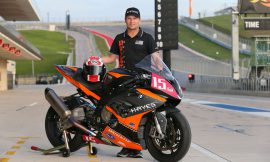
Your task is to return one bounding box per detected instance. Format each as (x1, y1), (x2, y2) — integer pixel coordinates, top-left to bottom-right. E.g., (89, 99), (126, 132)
(45, 107), (85, 152)
(145, 111), (191, 162)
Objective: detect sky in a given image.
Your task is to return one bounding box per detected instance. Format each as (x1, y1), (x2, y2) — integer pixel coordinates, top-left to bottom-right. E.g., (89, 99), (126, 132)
(35, 0), (237, 22)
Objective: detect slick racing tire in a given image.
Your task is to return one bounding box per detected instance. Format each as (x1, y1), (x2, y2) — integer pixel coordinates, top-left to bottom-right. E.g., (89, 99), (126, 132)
(45, 107), (85, 152)
(145, 111), (191, 162)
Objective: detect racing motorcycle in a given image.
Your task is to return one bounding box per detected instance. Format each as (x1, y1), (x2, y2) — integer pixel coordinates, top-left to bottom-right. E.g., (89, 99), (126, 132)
(38, 54), (191, 162)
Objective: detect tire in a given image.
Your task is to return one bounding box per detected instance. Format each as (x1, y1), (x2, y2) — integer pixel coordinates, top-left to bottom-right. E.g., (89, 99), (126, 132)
(145, 111), (191, 162)
(45, 107), (85, 152)
(62, 149), (70, 157)
(90, 147), (98, 156)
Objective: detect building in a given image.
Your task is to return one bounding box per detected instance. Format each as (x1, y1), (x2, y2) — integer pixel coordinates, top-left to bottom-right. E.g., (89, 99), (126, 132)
(0, 0), (42, 91)
(214, 7), (237, 16)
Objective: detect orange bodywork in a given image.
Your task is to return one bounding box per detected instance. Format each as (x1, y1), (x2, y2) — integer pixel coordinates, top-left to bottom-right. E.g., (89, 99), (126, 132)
(66, 66), (78, 72)
(106, 106), (152, 131)
(107, 71), (129, 78)
(102, 126), (142, 150)
(56, 66), (101, 101)
(105, 88), (166, 131)
(137, 88), (166, 102)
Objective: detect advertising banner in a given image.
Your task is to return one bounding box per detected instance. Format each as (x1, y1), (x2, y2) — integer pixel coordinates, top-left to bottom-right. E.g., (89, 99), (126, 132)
(239, 0), (270, 14)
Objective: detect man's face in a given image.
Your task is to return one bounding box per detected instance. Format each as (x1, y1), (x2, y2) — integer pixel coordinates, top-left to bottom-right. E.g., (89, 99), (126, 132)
(125, 15), (140, 30)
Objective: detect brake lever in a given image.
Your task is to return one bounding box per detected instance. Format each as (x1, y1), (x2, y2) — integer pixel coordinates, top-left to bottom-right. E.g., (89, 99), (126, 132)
(141, 74), (151, 79)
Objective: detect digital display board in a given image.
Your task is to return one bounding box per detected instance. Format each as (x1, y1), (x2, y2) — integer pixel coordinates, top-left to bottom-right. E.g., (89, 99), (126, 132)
(244, 19), (270, 30)
(155, 0), (178, 49)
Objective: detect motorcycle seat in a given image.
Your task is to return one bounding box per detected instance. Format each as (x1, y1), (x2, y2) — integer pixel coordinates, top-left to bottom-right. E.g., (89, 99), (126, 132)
(72, 69), (102, 93)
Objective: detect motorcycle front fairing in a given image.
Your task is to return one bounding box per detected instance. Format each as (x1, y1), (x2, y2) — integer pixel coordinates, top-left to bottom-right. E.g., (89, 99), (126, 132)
(135, 54), (183, 104)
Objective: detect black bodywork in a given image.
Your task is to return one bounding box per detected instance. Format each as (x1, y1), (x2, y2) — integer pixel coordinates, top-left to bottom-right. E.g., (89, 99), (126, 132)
(55, 65), (181, 148)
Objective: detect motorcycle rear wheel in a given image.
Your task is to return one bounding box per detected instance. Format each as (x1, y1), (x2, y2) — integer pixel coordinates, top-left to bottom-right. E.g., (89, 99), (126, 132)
(45, 107), (85, 152)
(145, 111), (191, 162)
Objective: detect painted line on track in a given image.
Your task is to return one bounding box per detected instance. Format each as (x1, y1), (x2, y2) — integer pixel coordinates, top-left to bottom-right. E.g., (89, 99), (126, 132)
(191, 143), (231, 162)
(0, 158), (9, 162)
(184, 98), (270, 118)
(16, 140), (25, 145)
(11, 146), (20, 149)
(215, 124), (251, 136)
(5, 152), (15, 156)
(16, 102), (37, 111)
(0, 137), (32, 162)
(28, 102), (38, 107)
(185, 92), (270, 104)
(204, 103), (270, 113)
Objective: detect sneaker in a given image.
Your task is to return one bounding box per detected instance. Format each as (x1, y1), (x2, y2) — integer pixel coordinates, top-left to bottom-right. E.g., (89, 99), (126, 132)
(117, 148), (132, 157)
(129, 150), (143, 158)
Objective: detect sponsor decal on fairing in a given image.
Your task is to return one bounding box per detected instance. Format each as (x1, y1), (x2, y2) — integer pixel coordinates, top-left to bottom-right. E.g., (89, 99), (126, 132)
(130, 102), (157, 113)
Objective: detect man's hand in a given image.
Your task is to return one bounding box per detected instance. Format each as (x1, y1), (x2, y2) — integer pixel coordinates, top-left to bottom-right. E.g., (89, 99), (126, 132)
(151, 52), (163, 71)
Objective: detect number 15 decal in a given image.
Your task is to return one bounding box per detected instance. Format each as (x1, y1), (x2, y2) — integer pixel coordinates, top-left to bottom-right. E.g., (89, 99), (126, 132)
(152, 77), (166, 90)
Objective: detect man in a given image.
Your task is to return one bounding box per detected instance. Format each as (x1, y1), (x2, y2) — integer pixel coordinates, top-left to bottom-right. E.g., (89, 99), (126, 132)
(102, 7), (159, 158)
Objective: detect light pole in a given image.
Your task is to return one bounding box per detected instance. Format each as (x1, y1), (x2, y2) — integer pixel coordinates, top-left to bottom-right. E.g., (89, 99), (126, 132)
(32, 61), (35, 76)
(47, 12), (50, 23)
(231, 11), (240, 80)
(65, 10), (70, 41)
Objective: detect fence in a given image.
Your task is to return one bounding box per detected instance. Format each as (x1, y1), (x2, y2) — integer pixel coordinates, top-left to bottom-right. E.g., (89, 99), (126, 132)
(185, 77), (270, 91)
(179, 17), (252, 55)
(173, 71), (270, 96)
(16, 74), (63, 85)
(172, 57), (251, 78)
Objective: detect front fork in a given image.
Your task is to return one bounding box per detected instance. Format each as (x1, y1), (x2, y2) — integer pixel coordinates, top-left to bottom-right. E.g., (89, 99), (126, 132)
(151, 111), (167, 139)
(153, 115), (165, 139)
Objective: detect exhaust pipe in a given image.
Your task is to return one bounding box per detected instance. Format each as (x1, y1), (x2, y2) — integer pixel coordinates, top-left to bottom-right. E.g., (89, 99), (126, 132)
(68, 117), (96, 136)
(45, 88), (96, 136)
(45, 88), (71, 119)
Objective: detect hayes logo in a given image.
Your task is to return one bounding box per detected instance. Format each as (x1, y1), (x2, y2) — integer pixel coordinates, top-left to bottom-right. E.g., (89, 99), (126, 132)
(108, 128), (131, 143)
(130, 103), (157, 113)
(250, 0), (270, 8)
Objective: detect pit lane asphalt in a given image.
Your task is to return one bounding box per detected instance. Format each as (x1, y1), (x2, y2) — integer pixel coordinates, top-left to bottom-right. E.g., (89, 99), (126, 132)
(0, 84), (269, 162)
